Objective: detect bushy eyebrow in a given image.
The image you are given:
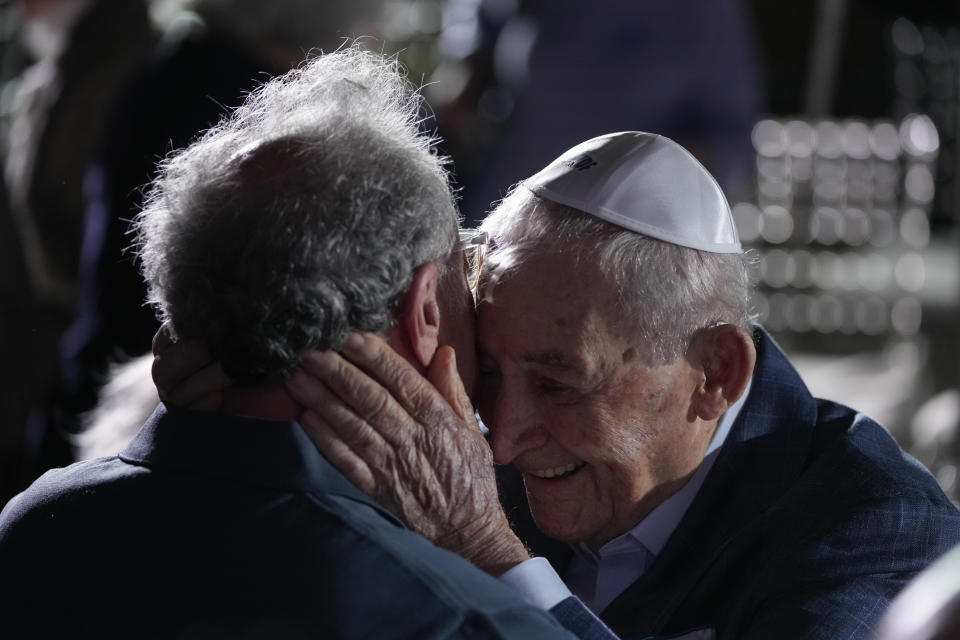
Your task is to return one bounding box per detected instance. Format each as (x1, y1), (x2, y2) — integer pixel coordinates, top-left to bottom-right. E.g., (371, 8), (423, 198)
(521, 350), (585, 374)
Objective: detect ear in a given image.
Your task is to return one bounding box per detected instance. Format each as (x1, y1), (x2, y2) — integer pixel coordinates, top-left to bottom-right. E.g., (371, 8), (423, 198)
(396, 262), (441, 368)
(688, 324), (756, 422)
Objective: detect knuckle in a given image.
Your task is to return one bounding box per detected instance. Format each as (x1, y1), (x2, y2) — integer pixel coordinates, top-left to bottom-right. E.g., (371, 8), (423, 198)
(362, 385), (393, 421)
(340, 456), (370, 484)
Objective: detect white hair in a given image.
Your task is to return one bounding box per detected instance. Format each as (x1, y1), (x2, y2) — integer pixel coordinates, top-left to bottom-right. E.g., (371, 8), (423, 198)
(479, 187), (755, 363)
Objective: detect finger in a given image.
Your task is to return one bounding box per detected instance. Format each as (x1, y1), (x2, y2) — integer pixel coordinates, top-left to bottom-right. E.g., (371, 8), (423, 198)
(151, 338), (216, 399)
(295, 349), (435, 449)
(168, 361), (230, 409)
(426, 347), (475, 424)
(152, 322), (175, 357)
(299, 411), (377, 495)
(286, 366), (396, 460)
(340, 332), (451, 423)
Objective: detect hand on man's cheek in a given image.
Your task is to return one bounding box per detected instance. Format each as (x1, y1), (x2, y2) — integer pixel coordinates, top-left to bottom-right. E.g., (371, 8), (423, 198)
(285, 332), (530, 575)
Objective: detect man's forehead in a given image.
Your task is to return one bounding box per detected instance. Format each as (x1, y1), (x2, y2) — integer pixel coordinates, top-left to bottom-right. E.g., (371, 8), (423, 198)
(478, 264), (622, 362)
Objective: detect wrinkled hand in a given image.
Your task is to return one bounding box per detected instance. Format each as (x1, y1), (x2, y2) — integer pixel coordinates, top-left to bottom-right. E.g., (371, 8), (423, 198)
(152, 322), (231, 410)
(285, 332), (529, 576)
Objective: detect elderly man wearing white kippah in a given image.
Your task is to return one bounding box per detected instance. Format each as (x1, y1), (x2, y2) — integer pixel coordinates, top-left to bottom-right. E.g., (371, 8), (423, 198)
(281, 131), (960, 640)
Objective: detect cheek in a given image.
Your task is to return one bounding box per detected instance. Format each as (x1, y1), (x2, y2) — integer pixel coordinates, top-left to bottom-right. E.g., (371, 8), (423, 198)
(547, 406), (626, 459)
(570, 399), (663, 485)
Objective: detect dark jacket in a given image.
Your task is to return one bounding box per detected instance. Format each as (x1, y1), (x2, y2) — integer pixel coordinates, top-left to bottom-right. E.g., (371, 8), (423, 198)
(0, 406), (610, 639)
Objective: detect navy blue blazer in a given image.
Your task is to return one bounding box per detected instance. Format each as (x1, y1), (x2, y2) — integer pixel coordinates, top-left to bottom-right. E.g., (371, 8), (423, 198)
(502, 328), (960, 639)
(0, 407), (613, 639)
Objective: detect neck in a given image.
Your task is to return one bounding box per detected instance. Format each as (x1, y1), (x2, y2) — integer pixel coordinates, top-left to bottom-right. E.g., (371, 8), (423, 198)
(220, 382), (299, 421)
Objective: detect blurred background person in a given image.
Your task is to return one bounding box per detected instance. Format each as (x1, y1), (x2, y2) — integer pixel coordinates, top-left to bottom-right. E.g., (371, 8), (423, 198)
(4, 0), (153, 322)
(425, 0), (761, 225)
(0, 0), (155, 504)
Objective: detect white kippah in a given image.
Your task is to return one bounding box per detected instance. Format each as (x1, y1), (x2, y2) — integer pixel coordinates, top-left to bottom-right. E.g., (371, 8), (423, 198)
(523, 131), (742, 254)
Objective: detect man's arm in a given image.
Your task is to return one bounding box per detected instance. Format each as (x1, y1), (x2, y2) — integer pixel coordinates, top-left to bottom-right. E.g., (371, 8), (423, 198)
(284, 332), (618, 639)
(285, 331), (528, 576)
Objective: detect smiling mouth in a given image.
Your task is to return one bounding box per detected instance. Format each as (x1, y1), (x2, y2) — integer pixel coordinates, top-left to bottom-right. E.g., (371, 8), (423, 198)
(527, 461), (586, 479)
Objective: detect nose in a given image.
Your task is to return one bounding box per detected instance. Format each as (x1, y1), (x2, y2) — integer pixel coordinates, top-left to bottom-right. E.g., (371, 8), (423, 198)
(486, 384), (549, 465)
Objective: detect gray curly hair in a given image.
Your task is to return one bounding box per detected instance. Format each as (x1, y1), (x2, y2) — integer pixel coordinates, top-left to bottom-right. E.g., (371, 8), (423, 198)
(479, 187), (755, 364)
(136, 46), (458, 381)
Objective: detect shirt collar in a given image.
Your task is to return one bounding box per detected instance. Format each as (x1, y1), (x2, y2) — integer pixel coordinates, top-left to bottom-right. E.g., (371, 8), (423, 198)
(121, 404), (381, 506)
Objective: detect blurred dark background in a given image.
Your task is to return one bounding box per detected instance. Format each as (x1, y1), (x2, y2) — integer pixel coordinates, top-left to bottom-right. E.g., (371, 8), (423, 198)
(2, 0), (960, 507)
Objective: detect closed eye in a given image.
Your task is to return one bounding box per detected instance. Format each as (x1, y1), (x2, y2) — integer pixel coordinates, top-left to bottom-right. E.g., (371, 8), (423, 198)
(536, 377), (572, 395)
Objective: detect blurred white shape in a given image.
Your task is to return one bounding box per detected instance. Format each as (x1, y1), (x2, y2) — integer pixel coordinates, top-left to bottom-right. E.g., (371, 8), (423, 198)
(904, 164), (935, 204)
(792, 249), (814, 288)
(843, 120), (871, 160)
(871, 121), (902, 160)
(732, 202), (762, 244)
(812, 294), (843, 333)
(790, 336), (920, 429)
(760, 205), (794, 244)
(868, 208), (896, 247)
(900, 114), (939, 157)
(766, 292), (789, 331)
(895, 252), (926, 292)
(900, 207), (931, 248)
(812, 179), (845, 204)
(787, 293), (813, 333)
(751, 291), (770, 324)
(758, 180), (793, 206)
(761, 249), (795, 288)
(891, 296), (923, 335)
(841, 207), (871, 246)
(858, 253), (892, 292)
(856, 296), (889, 335)
(493, 16), (539, 89)
(757, 156), (790, 181)
(839, 253), (862, 291)
(891, 17), (924, 56)
(911, 387), (959, 455)
(810, 207), (842, 245)
(874, 543), (960, 640)
(752, 119), (785, 157)
(814, 120), (844, 159)
(936, 464), (957, 497)
(839, 295), (859, 334)
(426, 62), (470, 107)
(784, 119), (815, 158)
(813, 251), (843, 289)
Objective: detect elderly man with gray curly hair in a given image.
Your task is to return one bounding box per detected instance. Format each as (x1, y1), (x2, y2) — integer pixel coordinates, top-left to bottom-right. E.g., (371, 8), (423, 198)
(0, 47), (614, 638)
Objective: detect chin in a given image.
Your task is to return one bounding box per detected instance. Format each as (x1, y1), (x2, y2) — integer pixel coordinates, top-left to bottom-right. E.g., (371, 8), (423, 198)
(528, 504), (591, 544)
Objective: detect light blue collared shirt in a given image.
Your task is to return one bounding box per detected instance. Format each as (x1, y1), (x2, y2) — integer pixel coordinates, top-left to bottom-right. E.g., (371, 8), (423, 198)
(498, 376), (752, 613)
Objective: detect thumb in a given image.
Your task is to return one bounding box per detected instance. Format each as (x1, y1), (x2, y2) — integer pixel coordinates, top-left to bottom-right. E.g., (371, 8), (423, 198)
(427, 346), (475, 423)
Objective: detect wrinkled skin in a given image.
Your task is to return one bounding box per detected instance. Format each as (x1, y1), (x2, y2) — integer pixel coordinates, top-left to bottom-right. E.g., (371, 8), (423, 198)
(476, 253), (711, 550)
(285, 333), (529, 575)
